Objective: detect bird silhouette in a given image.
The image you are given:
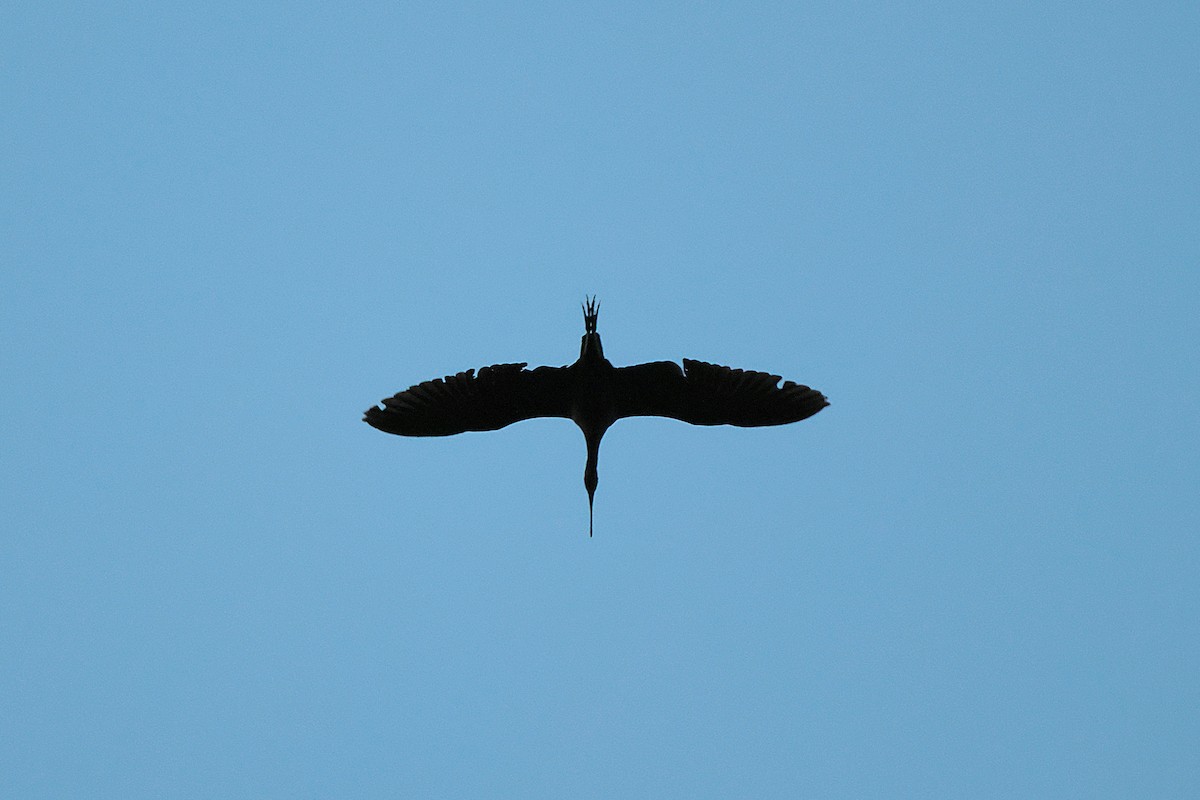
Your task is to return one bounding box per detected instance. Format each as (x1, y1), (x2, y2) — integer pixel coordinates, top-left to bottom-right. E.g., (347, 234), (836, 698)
(364, 298), (828, 536)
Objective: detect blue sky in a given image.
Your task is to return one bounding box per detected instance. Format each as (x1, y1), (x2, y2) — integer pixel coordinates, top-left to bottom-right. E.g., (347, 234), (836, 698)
(3, 2), (1197, 797)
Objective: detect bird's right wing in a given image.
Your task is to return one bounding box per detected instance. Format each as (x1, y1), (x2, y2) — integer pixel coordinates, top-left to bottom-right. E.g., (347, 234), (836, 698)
(364, 363), (573, 436)
(612, 359), (828, 427)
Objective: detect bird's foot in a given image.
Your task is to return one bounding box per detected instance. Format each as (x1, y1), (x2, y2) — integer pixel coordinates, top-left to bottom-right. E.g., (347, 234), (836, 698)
(582, 296), (599, 333)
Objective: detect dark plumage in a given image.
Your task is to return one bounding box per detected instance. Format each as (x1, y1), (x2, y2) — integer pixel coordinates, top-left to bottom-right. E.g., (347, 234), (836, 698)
(365, 298), (828, 535)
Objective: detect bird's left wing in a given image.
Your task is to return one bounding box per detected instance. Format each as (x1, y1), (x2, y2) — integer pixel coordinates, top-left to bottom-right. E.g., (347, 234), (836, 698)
(612, 359), (828, 427)
(364, 363), (573, 436)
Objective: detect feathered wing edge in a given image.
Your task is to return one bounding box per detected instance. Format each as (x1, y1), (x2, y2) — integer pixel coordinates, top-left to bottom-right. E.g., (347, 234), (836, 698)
(612, 358), (828, 427)
(364, 362), (573, 436)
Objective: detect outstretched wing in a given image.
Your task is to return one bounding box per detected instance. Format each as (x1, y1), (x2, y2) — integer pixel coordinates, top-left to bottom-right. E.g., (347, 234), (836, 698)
(612, 359), (828, 427)
(364, 363), (573, 436)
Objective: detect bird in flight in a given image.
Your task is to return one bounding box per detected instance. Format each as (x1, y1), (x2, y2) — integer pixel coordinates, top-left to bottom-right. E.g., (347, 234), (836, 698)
(364, 298), (828, 536)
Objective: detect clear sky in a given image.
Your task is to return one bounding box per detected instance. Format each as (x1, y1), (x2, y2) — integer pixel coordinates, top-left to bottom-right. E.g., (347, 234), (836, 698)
(3, 2), (1197, 797)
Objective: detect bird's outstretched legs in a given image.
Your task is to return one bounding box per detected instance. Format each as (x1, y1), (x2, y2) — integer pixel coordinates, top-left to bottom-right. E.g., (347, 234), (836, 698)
(582, 296), (600, 334)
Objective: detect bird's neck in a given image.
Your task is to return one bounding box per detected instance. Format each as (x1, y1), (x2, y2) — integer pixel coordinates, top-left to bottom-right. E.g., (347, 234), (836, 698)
(584, 427), (603, 538)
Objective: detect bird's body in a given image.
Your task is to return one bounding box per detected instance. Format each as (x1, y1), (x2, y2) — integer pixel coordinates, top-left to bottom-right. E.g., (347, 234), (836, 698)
(364, 298), (828, 535)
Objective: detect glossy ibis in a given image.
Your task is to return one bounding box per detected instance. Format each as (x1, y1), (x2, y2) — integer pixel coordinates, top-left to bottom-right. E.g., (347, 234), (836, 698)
(364, 298), (828, 535)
